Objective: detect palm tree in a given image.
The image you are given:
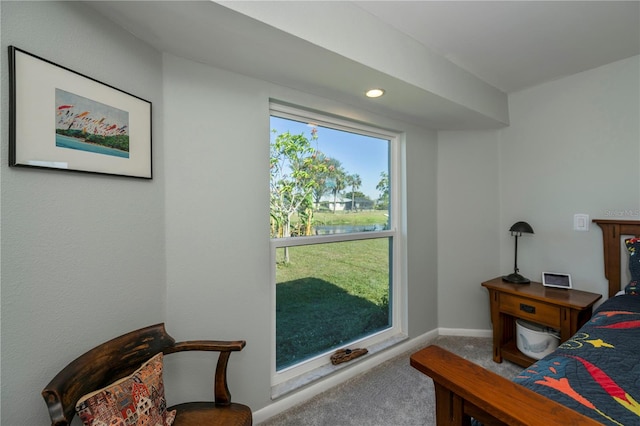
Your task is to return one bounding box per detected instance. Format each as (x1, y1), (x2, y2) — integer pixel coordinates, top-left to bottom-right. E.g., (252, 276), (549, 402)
(376, 171), (389, 210)
(346, 173), (362, 212)
(330, 169), (346, 213)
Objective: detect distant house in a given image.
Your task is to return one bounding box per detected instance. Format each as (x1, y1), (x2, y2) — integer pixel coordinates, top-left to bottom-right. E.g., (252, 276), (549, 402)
(317, 195), (376, 212)
(318, 195), (349, 212)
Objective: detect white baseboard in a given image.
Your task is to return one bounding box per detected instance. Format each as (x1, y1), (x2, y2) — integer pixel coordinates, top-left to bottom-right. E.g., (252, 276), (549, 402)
(438, 327), (492, 338)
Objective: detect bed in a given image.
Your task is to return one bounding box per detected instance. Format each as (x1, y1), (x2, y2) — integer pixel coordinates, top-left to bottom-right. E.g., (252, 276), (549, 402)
(410, 219), (640, 426)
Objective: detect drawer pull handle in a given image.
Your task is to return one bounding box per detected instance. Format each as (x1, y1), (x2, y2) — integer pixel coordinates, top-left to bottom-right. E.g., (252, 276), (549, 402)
(520, 303), (536, 314)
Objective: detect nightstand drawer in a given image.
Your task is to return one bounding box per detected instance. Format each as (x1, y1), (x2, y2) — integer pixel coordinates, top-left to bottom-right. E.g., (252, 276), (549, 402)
(499, 294), (561, 328)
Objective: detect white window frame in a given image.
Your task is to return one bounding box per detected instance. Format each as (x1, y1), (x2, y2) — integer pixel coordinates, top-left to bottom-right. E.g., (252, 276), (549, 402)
(269, 102), (405, 393)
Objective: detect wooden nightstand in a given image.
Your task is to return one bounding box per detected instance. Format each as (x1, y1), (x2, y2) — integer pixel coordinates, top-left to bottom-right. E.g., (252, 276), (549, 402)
(482, 277), (602, 368)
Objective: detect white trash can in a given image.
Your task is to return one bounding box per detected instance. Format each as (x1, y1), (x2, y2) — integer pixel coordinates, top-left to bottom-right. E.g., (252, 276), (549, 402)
(516, 319), (560, 360)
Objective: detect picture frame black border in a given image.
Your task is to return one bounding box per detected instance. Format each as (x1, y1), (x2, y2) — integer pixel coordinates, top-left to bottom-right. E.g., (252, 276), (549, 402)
(8, 45), (153, 179)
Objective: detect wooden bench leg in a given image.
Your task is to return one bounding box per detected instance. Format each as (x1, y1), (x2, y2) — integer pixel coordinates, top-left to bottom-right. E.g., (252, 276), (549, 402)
(434, 383), (472, 426)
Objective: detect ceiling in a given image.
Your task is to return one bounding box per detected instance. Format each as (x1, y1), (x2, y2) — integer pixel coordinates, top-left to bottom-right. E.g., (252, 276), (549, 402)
(355, 1), (640, 93)
(86, 1), (639, 129)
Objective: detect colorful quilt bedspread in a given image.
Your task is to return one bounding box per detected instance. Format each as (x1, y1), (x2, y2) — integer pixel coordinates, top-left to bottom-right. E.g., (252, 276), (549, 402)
(513, 294), (640, 425)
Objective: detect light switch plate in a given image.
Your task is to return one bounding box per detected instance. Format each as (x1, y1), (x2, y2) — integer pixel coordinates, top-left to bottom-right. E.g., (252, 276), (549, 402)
(573, 214), (589, 231)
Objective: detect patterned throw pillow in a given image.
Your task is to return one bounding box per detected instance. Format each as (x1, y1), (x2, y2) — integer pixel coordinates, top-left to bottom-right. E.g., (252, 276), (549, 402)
(625, 238), (640, 295)
(75, 352), (176, 426)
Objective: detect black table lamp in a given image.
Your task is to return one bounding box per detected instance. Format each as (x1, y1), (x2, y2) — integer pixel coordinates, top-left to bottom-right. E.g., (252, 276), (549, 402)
(502, 221), (534, 284)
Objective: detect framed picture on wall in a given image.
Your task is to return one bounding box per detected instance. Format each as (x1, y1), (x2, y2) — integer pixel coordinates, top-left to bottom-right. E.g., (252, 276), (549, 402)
(8, 46), (152, 179)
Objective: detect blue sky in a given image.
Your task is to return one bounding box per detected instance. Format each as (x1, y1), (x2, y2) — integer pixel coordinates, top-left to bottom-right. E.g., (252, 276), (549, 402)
(270, 116), (389, 199)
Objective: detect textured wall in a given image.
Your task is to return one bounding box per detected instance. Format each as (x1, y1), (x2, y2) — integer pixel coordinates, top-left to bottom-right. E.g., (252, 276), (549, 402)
(1, 2), (440, 422)
(1, 2), (165, 424)
(499, 56), (640, 296)
(437, 55), (640, 330)
(437, 130), (501, 330)
(161, 53), (439, 413)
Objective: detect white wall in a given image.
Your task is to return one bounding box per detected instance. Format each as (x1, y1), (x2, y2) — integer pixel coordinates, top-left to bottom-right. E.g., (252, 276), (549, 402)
(405, 123), (439, 337)
(160, 53), (439, 413)
(438, 55), (640, 329)
(1, 2), (439, 422)
(161, 53), (272, 409)
(1, 2), (165, 425)
(499, 55), (640, 299)
(437, 130), (501, 329)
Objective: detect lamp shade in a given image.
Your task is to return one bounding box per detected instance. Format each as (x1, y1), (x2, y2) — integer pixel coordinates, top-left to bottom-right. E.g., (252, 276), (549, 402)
(509, 221), (534, 234)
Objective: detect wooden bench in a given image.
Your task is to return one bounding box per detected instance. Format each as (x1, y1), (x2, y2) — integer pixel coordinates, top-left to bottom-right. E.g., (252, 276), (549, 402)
(42, 323), (252, 426)
(410, 345), (601, 426)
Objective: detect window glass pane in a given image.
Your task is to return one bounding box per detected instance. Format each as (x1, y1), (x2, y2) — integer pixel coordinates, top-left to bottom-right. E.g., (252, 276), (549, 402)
(276, 238), (391, 370)
(270, 110), (396, 375)
(270, 116), (390, 239)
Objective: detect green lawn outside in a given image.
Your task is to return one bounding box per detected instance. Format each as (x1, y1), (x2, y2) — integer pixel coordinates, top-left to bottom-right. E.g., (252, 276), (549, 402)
(309, 210), (389, 226)
(276, 237), (391, 369)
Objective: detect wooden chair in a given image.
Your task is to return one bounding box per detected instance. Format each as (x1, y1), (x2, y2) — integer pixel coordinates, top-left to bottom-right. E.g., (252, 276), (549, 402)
(42, 323), (252, 426)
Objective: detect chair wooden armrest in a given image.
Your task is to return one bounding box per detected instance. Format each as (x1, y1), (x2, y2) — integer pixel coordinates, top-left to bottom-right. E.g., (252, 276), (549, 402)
(410, 345), (600, 426)
(167, 339), (246, 406)
(42, 323), (251, 426)
(169, 340), (246, 353)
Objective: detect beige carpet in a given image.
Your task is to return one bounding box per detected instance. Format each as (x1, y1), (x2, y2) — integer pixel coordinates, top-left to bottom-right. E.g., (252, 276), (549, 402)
(259, 336), (523, 426)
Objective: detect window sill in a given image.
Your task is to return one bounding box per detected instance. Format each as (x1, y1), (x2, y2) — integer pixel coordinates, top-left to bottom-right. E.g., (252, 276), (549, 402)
(271, 333), (408, 399)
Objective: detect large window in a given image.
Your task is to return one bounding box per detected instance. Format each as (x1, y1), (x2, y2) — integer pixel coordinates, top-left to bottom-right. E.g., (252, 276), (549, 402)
(270, 103), (402, 384)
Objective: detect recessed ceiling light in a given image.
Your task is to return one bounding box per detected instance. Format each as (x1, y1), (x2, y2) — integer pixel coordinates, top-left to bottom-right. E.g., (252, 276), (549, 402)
(365, 88), (385, 98)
